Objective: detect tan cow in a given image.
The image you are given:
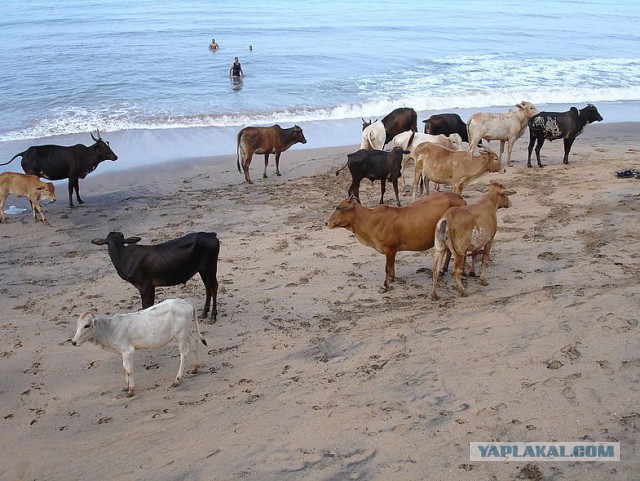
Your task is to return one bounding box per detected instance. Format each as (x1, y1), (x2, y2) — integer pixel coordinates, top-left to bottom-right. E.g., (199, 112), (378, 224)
(431, 181), (516, 300)
(327, 192), (466, 289)
(236, 124), (307, 183)
(0, 172), (56, 224)
(467, 101), (538, 167)
(412, 143), (504, 200)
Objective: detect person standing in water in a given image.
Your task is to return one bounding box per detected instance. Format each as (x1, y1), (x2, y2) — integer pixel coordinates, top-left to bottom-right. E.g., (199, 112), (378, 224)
(209, 38), (219, 50)
(229, 57), (244, 77)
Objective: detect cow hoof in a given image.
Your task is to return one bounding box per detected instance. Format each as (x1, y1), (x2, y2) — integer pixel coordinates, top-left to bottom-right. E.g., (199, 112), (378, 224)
(379, 285), (389, 294)
(539, 164), (545, 168)
(189, 367), (200, 375)
(480, 279), (488, 286)
(468, 272), (477, 278)
(126, 391), (134, 397)
(276, 173), (282, 177)
(527, 164), (532, 168)
(431, 293), (439, 301)
(171, 380), (181, 388)
(507, 163), (513, 167)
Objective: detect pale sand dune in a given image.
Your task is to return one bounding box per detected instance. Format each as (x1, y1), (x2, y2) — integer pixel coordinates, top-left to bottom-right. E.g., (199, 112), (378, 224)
(1, 123), (639, 480)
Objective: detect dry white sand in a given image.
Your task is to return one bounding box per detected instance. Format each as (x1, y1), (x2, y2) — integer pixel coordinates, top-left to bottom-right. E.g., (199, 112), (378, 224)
(1, 122), (639, 480)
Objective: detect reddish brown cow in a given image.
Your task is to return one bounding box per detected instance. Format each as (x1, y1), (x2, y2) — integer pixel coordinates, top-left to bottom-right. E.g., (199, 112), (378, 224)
(431, 181), (515, 300)
(327, 192), (466, 289)
(236, 124), (307, 183)
(0, 172), (56, 224)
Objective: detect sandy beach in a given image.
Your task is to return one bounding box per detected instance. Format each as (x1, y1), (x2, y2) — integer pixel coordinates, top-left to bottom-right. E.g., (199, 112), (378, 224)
(1, 122), (639, 480)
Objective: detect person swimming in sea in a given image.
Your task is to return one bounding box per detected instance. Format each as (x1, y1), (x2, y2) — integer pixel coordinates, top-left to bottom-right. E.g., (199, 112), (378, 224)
(209, 38), (219, 50)
(229, 57), (244, 77)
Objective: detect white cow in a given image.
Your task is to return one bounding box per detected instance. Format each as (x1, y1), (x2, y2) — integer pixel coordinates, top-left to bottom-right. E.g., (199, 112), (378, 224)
(360, 121), (386, 150)
(391, 131), (463, 192)
(467, 101), (538, 167)
(71, 298), (207, 396)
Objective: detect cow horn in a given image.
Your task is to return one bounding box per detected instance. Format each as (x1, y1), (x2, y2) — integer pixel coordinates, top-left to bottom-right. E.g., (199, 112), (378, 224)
(91, 129), (101, 142)
(503, 189), (517, 195)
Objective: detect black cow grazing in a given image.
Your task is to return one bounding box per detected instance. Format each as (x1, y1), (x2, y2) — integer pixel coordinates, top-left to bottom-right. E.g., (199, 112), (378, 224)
(0, 130), (118, 207)
(92, 232), (220, 321)
(527, 104), (603, 167)
(336, 147), (409, 207)
(362, 107), (418, 145)
(423, 113), (469, 143)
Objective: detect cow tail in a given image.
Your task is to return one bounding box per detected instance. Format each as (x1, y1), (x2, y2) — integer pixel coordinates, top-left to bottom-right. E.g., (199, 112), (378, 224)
(0, 152), (23, 167)
(236, 130), (243, 173)
(336, 161), (349, 176)
(192, 304), (208, 346)
(435, 218), (448, 251)
(407, 131), (416, 149)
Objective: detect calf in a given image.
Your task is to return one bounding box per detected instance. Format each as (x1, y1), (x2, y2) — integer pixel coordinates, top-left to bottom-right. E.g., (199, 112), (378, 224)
(413, 143), (503, 200)
(327, 192), (466, 289)
(527, 104), (603, 167)
(71, 299), (207, 396)
(431, 182), (515, 300)
(0, 172), (56, 224)
(236, 124), (307, 183)
(335, 147), (409, 207)
(423, 113), (469, 143)
(467, 101), (538, 167)
(91, 231), (220, 321)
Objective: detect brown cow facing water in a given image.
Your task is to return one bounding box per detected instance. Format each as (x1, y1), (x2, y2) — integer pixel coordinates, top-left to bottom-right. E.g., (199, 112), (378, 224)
(236, 124), (307, 183)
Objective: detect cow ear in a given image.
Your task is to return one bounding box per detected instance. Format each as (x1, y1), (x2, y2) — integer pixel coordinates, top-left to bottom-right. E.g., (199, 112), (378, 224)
(36, 185), (45, 191)
(91, 238), (107, 245)
(124, 236), (142, 245)
(503, 189), (517, 196)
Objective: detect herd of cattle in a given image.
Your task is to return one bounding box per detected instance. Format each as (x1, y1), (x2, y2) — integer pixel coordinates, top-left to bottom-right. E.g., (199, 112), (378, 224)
(1, 102), (604, 394)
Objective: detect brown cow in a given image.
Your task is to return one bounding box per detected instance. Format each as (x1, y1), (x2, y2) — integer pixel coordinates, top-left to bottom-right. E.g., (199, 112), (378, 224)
(236, 124), (307, 183)
(327, 192), (466, 289)
(0, 172), (56, 224)
(431, 181), (515, 300)
(412, 143), (504, 200)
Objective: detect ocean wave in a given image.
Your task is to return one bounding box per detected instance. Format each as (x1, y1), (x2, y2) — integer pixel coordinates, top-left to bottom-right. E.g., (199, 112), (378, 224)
(1, 56), (639, 142)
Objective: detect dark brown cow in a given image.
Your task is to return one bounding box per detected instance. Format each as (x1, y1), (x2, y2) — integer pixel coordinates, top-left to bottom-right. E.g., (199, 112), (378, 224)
(236, 124), (307, 183)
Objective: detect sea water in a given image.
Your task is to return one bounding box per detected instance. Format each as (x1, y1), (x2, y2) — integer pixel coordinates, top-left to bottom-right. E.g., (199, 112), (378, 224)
(1, 0), (639, 171)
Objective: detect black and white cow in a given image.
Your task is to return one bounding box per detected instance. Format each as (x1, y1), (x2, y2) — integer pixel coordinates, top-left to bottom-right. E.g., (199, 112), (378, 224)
(527, 104), (603, 167)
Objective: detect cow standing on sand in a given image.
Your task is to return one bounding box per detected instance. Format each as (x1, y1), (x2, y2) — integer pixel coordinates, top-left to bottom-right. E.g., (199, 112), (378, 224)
(431, 181), (516, 300)
(236, 124), (307, 184)
(0, 130), (118, 207)
(327, 192), (466, 289)
(467, 102), (538, 167)
(71, 299), (207, 397)
(0, 172), (56, 225)
(527, 104), (603, 167)
(91, 231), (220, 321)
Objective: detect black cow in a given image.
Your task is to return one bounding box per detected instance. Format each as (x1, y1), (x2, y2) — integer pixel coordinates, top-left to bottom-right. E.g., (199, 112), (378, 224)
(422, 113), (469, 143)
(527, 104), (603, 167)
(336, 147), (409, 207)
(362, 107), (418, 145)
(91, 232), (220, 321)
(0, 130), (118, 207)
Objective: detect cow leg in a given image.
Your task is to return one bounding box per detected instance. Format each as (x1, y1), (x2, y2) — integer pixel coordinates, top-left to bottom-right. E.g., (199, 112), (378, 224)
(527, 133), (536, 168)
(263, 153), (270, 178)
(431, 247), (448, 300)
(140, 285), (155, 310)
(479, 239), (494, 286)
(121, 350), (135, 396)
(499, 140), (506, 166)
(172, 338), (189, 387)
(73, 178), (84, 205)
(275, 152), (282, 176)
(67, 180), (75, 207)
(441, 250), (452, 275)
(535, 137), (546, 167)
(453, 253), (467, 296)
(199, 272), (218, 321)
(0, 194), (6, 223)
(348, 179), (361, 202)
(562, 137), (575, 164)
(28, 198), (47, 224)
(242, 154), (253, 184)
(383, 250), (397, 289)
(392, 179), (401, 207)
(379, 179), (386, 204)
(187, 331), (201, 375)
